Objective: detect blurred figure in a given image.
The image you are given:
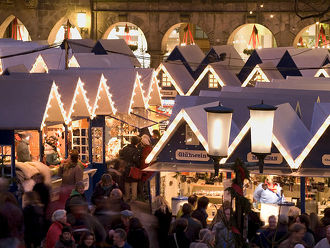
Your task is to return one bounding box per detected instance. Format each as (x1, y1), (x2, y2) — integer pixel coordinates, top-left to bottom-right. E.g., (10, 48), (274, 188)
(32, 173), (51, 224)
(112, 228), (132, 248)
(279, 223), (307, 248)
(314, 224), (330, 248)
(108, 159), (126, 193)
(78, 231), (96, 248)
(91, 173), (118, 206)
(55, 226), (76, 248)
(23, 191), (46, 248)
(65, 181), (87, 214)
(213, 202), (234, 248)
(119, 136), (141, 201)
(288, 207), (301, 227)
(154, 196), (172, 248)
(296, 214), (315, 247)
(127, 217), (150, 248)
(181, 203), (202, 243)
(45, 209), (69, 248)
(192, 196), (209, 228)
(168, 218), (190, 248)
(177, 195), (198, 219)
(111, 210), (134, 233)
(190, 228), (215, 248)
(151, 130), (161, 146)
(310, 212), (324, 243)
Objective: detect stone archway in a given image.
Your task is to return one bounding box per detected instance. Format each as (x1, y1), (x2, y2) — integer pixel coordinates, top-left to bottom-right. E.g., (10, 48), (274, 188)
(293, 22), (330, 48)
(0, 15), (31, 41)
(48, 16), (82, 45)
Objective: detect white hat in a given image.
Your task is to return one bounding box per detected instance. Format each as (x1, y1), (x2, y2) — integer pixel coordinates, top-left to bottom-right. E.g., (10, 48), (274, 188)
(294, 244), (305, 248)
(52, 209), (66, 222)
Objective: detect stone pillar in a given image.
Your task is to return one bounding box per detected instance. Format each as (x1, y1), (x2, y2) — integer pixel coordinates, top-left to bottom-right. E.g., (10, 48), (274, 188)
(148, 50), (163, 69)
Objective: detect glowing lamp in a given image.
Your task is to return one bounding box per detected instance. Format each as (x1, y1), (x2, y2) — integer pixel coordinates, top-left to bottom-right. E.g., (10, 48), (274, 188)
(204, 103), (233, 176)
(77, 12), (87, 28)
(248, 101), (277, 173)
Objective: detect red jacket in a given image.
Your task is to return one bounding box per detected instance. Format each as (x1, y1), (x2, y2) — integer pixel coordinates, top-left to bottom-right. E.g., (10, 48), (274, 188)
(45, 221), (64, 248)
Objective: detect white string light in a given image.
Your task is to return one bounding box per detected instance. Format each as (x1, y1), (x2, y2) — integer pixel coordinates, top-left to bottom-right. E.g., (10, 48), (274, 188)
(155, 64), (185, 95)
(30, 55), (49, 73)
(241, 65), (270, 87)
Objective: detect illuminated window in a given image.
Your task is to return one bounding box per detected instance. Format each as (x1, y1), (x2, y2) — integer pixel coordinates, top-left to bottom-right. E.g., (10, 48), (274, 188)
(185, 125), (199, 145)
(72, 128), (89, 163)
(208, 73), (218, 88)
(248, 71), (266, 87)
(0, 146), (11, 165)
(162, 72), (171, 87)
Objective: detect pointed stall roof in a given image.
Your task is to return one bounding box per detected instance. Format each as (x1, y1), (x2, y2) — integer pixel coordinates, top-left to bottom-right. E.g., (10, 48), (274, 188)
(186, 63), (241, 95)
(314, 64), (330, 77)
(166, 44), (205, 72)
(0, 79), (66, 129)
(64, 39), (95, 53)
(92, 39), (141, 67)
(136, 68), (162, 106)
(68, 53), (134, 69)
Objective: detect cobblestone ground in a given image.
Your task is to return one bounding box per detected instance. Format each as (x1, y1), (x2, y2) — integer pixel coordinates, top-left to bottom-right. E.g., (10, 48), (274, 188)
(130, 201), (160, 248)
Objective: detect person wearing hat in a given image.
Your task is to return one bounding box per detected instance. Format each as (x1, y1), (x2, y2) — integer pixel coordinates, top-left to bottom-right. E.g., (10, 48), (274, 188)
(119, 136), (141, 201)
(55, 226), (76, 248)
(111, 210), (134, 234)
(45, 209), (69, 248)
(65, 181), (88, 214)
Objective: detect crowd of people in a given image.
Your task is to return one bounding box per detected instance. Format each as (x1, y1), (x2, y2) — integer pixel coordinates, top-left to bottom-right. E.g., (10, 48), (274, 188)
(0, 129), (330, 248)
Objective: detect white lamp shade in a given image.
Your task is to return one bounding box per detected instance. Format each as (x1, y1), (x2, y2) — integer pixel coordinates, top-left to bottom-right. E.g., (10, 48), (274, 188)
(77, 13), (87, 28)
(249, 104), (276, 154)
(205, 105), (233, 157)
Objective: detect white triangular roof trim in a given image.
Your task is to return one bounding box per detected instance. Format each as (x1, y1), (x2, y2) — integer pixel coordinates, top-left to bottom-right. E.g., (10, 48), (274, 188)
(155, 63), (185, 95)
(30, 54), (49, 73)
(129, 73), (148, 113)
(314, 68), (329, 78)
(147, 70), (162, 106)
(68, 55), (80, 68)
(241, 65), (270, 87)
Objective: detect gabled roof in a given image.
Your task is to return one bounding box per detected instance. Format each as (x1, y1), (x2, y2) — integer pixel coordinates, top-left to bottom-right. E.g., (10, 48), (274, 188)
(92, 39), (141, 67)
(65, 39), (95, 53)
(167, 45), (205, 71)
(157, 61), (195, 95)
(68, 53), (134, 69)
(136, 68), (162, 106)
(0, 79), (66, 129)
(314, 64), (330, 77)
(37, 52), (67, 71)
(210, 45), (244, 73)
(186, 63), (241, 95)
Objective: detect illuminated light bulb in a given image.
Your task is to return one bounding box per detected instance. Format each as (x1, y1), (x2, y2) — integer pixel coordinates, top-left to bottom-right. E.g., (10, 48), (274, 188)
(249, 11), (253, 14)
(270, 14), (274, 18)
(316, 21), (319, 25)
(260, 4), (264, 7)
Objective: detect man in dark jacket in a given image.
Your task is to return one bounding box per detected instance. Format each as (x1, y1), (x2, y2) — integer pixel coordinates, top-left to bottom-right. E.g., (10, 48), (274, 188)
(181, 203), (202, 242)
(191, 196), (209, 228)
(119, 136), (141, 201)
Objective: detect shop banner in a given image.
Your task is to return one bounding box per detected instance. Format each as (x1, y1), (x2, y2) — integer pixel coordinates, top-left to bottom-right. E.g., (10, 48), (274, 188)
(247, 152), (283, 164)
(160, 90), (178, 97)
(322, 154), (330, 165)
(175, 149), (209, 161)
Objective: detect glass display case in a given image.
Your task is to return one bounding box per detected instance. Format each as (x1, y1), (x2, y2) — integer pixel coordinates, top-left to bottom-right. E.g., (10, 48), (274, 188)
(92, 127), (103, 163)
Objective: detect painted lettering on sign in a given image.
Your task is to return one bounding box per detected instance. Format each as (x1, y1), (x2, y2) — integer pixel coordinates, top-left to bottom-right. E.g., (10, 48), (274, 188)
(247, 152), (283, 164)
(175, 149), (209, 161)
(160, 90), (178, 97)
(322, 154), (330, 165)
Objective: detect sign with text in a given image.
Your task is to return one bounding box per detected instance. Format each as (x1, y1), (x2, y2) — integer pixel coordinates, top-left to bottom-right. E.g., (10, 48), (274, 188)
(161, 89), (177, 98)
(247, 152), (283, 164)
(175, 149), (209, 161)
(322, 154), (330, 165)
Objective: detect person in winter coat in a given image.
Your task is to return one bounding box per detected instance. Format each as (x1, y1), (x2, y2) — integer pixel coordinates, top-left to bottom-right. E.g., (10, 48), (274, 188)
(45, 209), (69, 248)
(192, 197), (209, 228)
(44, 136), (61, 166)
(296, 214), (315, 247)
(32, 173), (51, 219)
(77, 231), (96, 248)
(17, 133), (32, 162)
(55, 226), (76, 248)
(181, 203), (202, 243)
(119, 136), (141, 201)
(65, 181), (87, 214)
(279, 223), (308, 248)
(91, 173), (118, 206)
(212, 203), (235, 248)
(154, 196), (172, 248)
(112, 228), (132, 248)
(23, 191), (46, 248)
(190, 229), (215, 248)
(127, 217), (150, 248)
(168, 218), (190, 248)
(107, 159), (126, 193)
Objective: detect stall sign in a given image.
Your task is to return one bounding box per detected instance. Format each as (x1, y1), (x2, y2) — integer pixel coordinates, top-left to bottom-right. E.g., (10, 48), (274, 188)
(322, 154), (330, 165)
(175, 149), (209, 161)
(161, 90), (178, 98)
(247, 152), (283, 164)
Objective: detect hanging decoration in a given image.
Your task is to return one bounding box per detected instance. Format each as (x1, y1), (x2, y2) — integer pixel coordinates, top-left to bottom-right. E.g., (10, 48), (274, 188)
(11, 17), (23, 41)
(297, 36), (304, 47)
(181, 24), (195, 46)
(124, 24), (138, 51)
(316, 25), (328, 47)
(248, 25), (260, 49)
(64, 20), (71, 40)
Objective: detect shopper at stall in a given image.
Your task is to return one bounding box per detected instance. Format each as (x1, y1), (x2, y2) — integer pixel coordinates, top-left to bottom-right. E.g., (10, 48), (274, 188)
(77, 231), (96, 248)
(108, 159), (126, 193)
(212, 203), (235, 248)
(44, 136), (61, 166)
(296, 214), (315, 247)
(32, 173), (51, 222)
(181, 203), (202, 243)
(23, 191), (46, 248)
(154, 196), (172, 248)
(192, 196), (209, 228)
(65, 181), (87, 214)
(314, 225), (330, 248)
(168, 218), (190, 248)
(127, 217), (150, 248)
(119, 136), (141, 202)
(54, 226), (76, 248)
(45, 209), (69, 248)
(190, 229), (215, 248)
(91, 173), (118, 206)
(17, 133), (32, 162)
(151, 130), (161, 146)
(279, 223), (307, 248)
(177, 195), (198, 219)
(138, 134), (153, 200)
